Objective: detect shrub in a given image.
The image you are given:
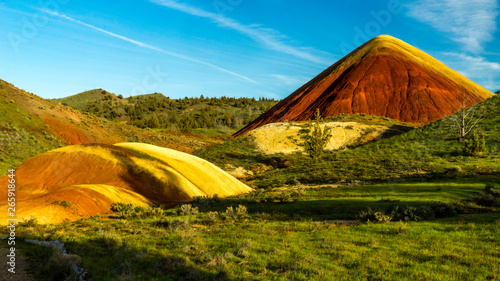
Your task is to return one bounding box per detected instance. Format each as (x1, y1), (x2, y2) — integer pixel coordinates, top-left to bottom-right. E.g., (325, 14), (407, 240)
(51, 200), (72, 208)
(221, 205), (247, 220)
(463, 131), (486, 156)
(235, 205), (247, 216)
(471, 184), (500, 207)
(274, 191), (293, 203)
(207, 255), (226, 268)
(202, 211), (219, 225)
(291, 188), (306, 197)
(473, 193), (500, 207)
(485, 184), (500, 197)
(360, 202), (461, 223)
(222, 206), (236, 219)
(177, 204), (199, 216)
(388, 202), (460, 221)
(110, 202), (133, 213)
(111, 202), (164, 218)
(20, 217), (38, 227)
(141, 207), (164, 218)
(388, 205), (421, 221)
(427, 202), (459, 218)
(444, 166), (462, 178)
(191, 194), (220, 210)
(396, 221), (411, 235)
(155, 218), (190, 231)
(357, 208), (392, 223)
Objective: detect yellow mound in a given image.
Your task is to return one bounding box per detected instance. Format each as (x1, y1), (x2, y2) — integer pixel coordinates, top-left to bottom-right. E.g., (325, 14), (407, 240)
(248, 121), (389, 154)
(0, 143), (251, 224)
(114, 142), (252, 198)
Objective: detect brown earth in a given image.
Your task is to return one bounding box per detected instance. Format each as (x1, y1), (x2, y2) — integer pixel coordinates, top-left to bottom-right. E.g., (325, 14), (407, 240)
(233, 35), (494, 137)
(0, 143), (251, 224)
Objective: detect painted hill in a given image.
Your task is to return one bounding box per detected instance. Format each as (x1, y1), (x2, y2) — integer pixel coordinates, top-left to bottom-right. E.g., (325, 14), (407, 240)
(0, 79), (219, 175)
(0, 142), (252, 224)
(233, 35), (494, 137)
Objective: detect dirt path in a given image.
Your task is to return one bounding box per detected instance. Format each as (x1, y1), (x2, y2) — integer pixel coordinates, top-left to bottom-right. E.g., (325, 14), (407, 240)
(0, 242), (35, 281)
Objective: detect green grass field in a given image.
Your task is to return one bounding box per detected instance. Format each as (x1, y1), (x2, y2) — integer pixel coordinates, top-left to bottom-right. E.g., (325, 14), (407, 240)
(9, 178), (499, 280)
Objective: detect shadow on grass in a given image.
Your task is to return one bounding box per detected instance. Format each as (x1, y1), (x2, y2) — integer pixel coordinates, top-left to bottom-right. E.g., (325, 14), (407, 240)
(21, 238), (228, 281)
(203, 198), (444, 220)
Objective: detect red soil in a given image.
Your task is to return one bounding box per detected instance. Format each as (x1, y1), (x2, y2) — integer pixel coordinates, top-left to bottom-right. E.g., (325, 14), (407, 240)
(233, 36), (494, 137)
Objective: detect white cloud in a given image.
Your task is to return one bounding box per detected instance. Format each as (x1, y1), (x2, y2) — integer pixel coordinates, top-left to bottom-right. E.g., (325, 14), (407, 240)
(441, 52), (500, 70)
(39, 9), (257, 84)
(407, 0), (499, 53)
(270, 74), (308, 86)
(439, 51), (500, 90)
(150, 0), (331, 65)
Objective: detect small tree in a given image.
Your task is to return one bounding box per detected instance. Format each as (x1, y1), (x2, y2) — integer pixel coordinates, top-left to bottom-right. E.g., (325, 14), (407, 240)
(148, 113), (160, 128)
(301, 109), (332, 161)
(463, 131), (486, 156)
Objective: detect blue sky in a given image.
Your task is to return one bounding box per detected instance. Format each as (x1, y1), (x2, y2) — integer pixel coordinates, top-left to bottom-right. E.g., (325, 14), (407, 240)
(1, 0), (499, 99)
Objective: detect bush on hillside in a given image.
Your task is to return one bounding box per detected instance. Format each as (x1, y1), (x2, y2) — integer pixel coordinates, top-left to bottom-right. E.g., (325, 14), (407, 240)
(177, 204), (199, 216)
(472, 184), (500, 207)
(357, 208), (392, 223)
(359, 202), (461, 223)
(221, 205), (247, 220)
(155, 218), (190, 231)
(463, 131), (486, 156)
(110, 202), (164, 218)
(191, 194), (220, 210)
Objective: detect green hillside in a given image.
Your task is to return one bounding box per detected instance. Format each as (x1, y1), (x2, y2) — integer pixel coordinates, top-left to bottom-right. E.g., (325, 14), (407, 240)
(0, 81), (65, 173)
(195, 95), (500, 187)
(0, 81), (223, 175)
(55, 90), (278, 136)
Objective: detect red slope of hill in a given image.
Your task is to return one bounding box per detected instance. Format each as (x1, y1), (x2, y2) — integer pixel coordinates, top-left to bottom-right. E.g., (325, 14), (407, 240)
(233, 35), (494, 137)
(0, 79), (218, 151)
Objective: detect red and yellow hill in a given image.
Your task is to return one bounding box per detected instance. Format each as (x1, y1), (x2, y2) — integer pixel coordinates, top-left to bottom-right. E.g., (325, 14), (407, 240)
(0, 143), (252, 224)
(233, 35), (494, 137)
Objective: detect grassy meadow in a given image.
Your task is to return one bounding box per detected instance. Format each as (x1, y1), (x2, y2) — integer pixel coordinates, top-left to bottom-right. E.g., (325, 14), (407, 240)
(10, 178), (499, 280)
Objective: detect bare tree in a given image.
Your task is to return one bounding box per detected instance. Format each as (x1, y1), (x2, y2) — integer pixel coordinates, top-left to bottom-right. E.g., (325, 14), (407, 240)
(446, 90), (486, 139)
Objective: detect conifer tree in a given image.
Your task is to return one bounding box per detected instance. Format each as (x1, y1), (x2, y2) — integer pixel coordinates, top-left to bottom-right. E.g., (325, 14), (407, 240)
(148, 113), (160, 128)
(301, 109), (332, 161)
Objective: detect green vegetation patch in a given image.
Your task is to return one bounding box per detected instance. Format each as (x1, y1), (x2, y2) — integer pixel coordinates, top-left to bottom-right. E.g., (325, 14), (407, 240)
(10, 179), (499, 280)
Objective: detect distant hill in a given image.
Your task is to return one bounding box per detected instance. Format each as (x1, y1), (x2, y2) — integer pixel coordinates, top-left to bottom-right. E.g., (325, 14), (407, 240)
(233, 35), (494, 137)
(0, 142), (251, 224)
(0, 79), (220, 175)
(54, 90), (278, 136)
